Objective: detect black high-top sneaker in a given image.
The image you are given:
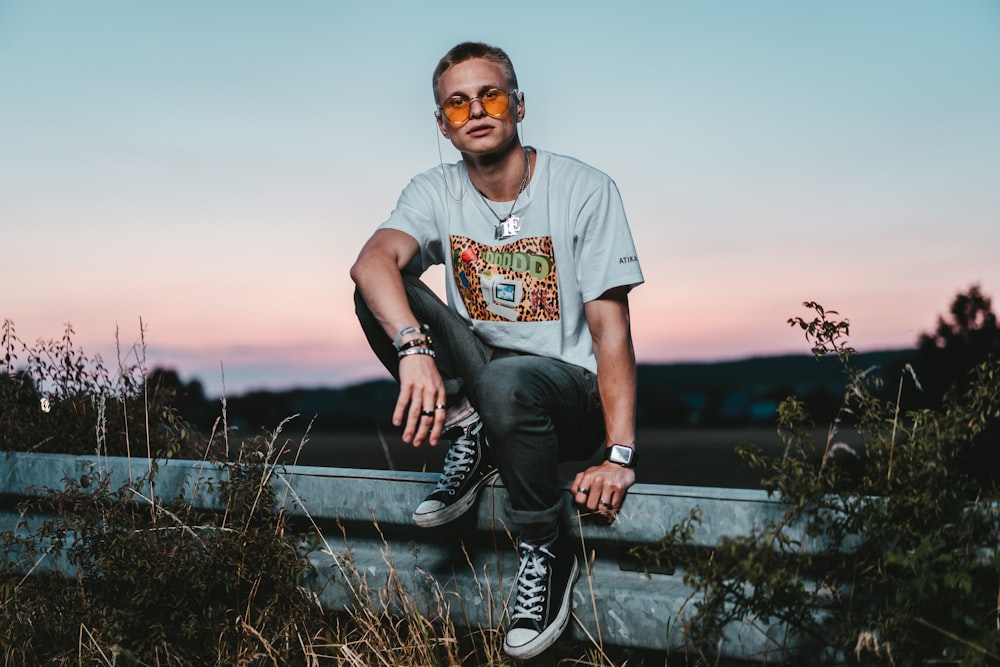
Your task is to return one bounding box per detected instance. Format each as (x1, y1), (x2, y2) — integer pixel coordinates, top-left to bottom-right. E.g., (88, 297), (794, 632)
(412, 414), (498, 528)
(503, 530), (579, 659)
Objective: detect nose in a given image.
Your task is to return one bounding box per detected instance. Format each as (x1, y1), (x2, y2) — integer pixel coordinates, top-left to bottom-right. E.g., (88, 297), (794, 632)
(468, 97), (487, 118)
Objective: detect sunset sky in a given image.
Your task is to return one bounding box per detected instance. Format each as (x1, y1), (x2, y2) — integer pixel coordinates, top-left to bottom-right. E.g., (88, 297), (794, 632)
(2, 1), (998, 396)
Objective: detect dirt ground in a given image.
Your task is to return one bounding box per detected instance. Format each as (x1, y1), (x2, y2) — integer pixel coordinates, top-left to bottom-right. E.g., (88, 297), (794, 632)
(274, 425), (831, 489)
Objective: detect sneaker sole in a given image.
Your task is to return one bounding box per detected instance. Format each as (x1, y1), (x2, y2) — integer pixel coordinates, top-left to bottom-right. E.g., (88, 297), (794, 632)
(412, 468), (499, 528)
(503, 554), (580, 660)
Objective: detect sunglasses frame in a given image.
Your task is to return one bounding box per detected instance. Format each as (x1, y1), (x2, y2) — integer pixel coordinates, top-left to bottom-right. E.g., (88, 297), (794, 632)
(437, 88), (519, 126)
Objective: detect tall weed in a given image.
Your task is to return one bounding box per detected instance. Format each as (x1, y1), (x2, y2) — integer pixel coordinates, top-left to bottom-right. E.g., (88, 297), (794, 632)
(1, 321), (633, 665)
(1, 320), (189, 459)
(636, 303), (1000, 665)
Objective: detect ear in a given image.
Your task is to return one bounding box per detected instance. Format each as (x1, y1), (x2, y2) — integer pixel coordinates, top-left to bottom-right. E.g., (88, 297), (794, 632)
(516, 91), (525, 122)
(435, 110), (450, 138)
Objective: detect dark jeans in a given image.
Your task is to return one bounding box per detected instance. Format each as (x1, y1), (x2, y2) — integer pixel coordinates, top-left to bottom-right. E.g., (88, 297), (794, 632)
(354, 275), (605, 536)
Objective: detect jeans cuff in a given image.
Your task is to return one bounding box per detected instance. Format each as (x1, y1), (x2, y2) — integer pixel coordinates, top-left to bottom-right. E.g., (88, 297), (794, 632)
(505, 495), (565, 536)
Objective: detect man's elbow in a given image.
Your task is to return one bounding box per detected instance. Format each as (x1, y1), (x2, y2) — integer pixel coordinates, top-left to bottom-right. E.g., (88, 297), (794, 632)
(350, 244), (384, 286)
(349, 256), (366, 286)
(351, 230), (413, 286)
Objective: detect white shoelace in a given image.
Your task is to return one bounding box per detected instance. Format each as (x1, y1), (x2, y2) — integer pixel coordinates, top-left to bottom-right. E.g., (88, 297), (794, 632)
(511, 542), (554, 621)
(433, 421), (482, 492)
(434, 441), (476, 492)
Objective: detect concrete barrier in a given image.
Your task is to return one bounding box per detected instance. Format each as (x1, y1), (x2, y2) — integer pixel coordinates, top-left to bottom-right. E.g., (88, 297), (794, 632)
(0, 450), (802, 660)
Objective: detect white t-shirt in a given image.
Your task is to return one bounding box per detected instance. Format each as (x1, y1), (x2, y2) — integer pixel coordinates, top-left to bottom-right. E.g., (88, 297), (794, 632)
(380, 148), (644, 373)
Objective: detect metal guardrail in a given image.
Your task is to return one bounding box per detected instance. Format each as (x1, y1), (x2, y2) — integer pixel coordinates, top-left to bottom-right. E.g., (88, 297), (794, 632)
(1, 451), (801, 660)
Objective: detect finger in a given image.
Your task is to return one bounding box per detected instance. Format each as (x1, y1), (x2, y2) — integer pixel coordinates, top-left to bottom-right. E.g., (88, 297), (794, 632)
(591, 478), (624, 512)
(411, 403), (437, 447)
(404, 390), (432, 444)
(570, 472), (587, 503)
(427, 401), (447, 445)
(402, 406), (422, 446)
(392, 386), (414, 430)
(598, 494), (617, 511)
(397, 395), (424, 445)
(585, 481), (605, 511)
(422, 393), (446, 432)
(597, 492), (619, 524)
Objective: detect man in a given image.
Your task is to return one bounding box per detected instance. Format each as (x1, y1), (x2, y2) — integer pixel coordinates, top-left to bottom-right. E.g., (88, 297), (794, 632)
(350, 41), (643, 660)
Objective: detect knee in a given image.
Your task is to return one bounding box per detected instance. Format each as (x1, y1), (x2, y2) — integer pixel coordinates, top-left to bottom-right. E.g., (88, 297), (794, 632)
(470, 359), (522, 407)
(468, 359), (540, 436)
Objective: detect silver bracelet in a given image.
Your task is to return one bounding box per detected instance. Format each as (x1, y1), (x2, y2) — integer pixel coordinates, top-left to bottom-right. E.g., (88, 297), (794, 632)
(392, 323), (430, 351)
(398, 347), (436, 359)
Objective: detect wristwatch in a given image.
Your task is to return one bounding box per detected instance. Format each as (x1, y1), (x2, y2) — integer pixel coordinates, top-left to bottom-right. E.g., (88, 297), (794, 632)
(605, 444), (635, 468)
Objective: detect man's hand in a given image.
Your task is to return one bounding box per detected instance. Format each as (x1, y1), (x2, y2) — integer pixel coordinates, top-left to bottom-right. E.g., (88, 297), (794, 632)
(571, 461), (635, 524)
(351, 228), (449, 447)
(393, 354), (447, 447)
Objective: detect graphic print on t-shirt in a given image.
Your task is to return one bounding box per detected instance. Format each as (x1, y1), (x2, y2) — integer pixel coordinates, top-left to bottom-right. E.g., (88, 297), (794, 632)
(451, 235), (559, 322)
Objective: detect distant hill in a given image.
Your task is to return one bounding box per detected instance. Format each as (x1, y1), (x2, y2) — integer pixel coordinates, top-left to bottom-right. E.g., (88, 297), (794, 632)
(214, 349), (915, 434)
(636, 349), (914, 426)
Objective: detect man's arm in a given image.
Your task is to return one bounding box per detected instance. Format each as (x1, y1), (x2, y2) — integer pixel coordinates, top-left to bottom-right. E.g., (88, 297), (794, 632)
(350, 228), (447, 446)
(571, 286), (637, 521)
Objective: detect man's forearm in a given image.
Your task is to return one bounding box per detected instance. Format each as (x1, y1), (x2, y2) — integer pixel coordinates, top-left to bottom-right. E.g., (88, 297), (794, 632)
(586, 291), (638, 447)
(350, 230), (423, 342)
(593, 331), (637, 447)
(355, 265), (417, 341)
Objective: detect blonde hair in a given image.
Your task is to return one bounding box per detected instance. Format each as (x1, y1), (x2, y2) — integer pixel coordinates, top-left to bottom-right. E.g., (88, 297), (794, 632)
(432, 42), (518, 104)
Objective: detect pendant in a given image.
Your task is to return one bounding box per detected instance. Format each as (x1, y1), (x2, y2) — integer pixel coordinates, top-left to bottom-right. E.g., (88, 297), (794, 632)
(494, 216), (522, 240)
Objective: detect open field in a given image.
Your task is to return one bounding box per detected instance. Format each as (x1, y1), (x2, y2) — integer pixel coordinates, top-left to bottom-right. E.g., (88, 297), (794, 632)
(275, 425), (832, 490)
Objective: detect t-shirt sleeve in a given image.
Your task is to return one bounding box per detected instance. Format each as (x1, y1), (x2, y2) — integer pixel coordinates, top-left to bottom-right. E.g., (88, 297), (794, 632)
(574, 176), (644, 302)
(378, 175), (446, 273)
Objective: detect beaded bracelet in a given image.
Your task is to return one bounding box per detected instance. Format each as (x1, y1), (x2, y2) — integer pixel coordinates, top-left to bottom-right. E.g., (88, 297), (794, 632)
(396, 335), (433, 352)
(398, 347), (436, 359)
(392, 323), (431, 351)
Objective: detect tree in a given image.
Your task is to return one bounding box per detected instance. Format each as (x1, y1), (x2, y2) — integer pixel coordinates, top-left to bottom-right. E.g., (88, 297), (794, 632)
(907, 284), (1000, 487)
(146, 367), (214, 431)
(911, 284), (1000, 408)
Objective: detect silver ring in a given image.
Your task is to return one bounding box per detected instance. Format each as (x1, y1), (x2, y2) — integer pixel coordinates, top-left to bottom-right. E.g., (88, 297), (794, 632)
(599, 501), (612, 509)
(420, 410), (434, 418)
(577, 487), (589, 495)
(434, 404), (447, 410)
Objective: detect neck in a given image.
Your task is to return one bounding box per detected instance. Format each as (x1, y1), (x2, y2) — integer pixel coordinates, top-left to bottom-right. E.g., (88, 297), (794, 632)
(465, 143), (531, 201)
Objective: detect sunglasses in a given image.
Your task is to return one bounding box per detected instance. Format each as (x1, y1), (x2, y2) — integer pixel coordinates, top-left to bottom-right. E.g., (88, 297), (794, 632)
(437, 88), (518, 126)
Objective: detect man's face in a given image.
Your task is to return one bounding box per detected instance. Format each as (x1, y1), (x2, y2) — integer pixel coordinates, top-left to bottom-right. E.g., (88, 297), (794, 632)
(435, 58), (522, 159)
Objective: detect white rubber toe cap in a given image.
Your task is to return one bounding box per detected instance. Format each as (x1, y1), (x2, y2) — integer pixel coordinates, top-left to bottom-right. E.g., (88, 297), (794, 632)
(413, 499), (445, 517)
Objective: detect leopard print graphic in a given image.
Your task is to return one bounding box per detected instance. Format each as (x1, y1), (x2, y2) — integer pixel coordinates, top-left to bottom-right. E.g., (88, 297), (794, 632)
(450, 234), (560, 322)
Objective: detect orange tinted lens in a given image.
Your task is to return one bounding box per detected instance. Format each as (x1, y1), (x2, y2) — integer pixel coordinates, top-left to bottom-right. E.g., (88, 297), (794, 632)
(481, 89), (509, 116)
(442, 97), (470, 123)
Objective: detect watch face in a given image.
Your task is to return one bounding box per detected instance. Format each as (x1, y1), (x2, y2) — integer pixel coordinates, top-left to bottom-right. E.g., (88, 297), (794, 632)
(609, 444), (633, 466)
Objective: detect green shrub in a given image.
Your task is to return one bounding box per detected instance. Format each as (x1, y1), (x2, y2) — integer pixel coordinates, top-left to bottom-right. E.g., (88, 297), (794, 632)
(1, 320), (191, 459)
(637, 303), (1000, 665)
(2, 441), (329, 665)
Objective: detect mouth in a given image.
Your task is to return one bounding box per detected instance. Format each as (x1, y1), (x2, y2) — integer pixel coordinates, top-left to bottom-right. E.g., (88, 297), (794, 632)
(465, 123), (493, 137)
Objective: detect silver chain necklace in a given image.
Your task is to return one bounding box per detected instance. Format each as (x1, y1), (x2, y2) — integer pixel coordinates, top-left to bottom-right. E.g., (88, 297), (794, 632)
(478, 150), (530, 240)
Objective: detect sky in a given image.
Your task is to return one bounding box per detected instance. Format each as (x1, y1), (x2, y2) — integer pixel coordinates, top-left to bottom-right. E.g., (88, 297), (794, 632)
(2, 1), (998, 397)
